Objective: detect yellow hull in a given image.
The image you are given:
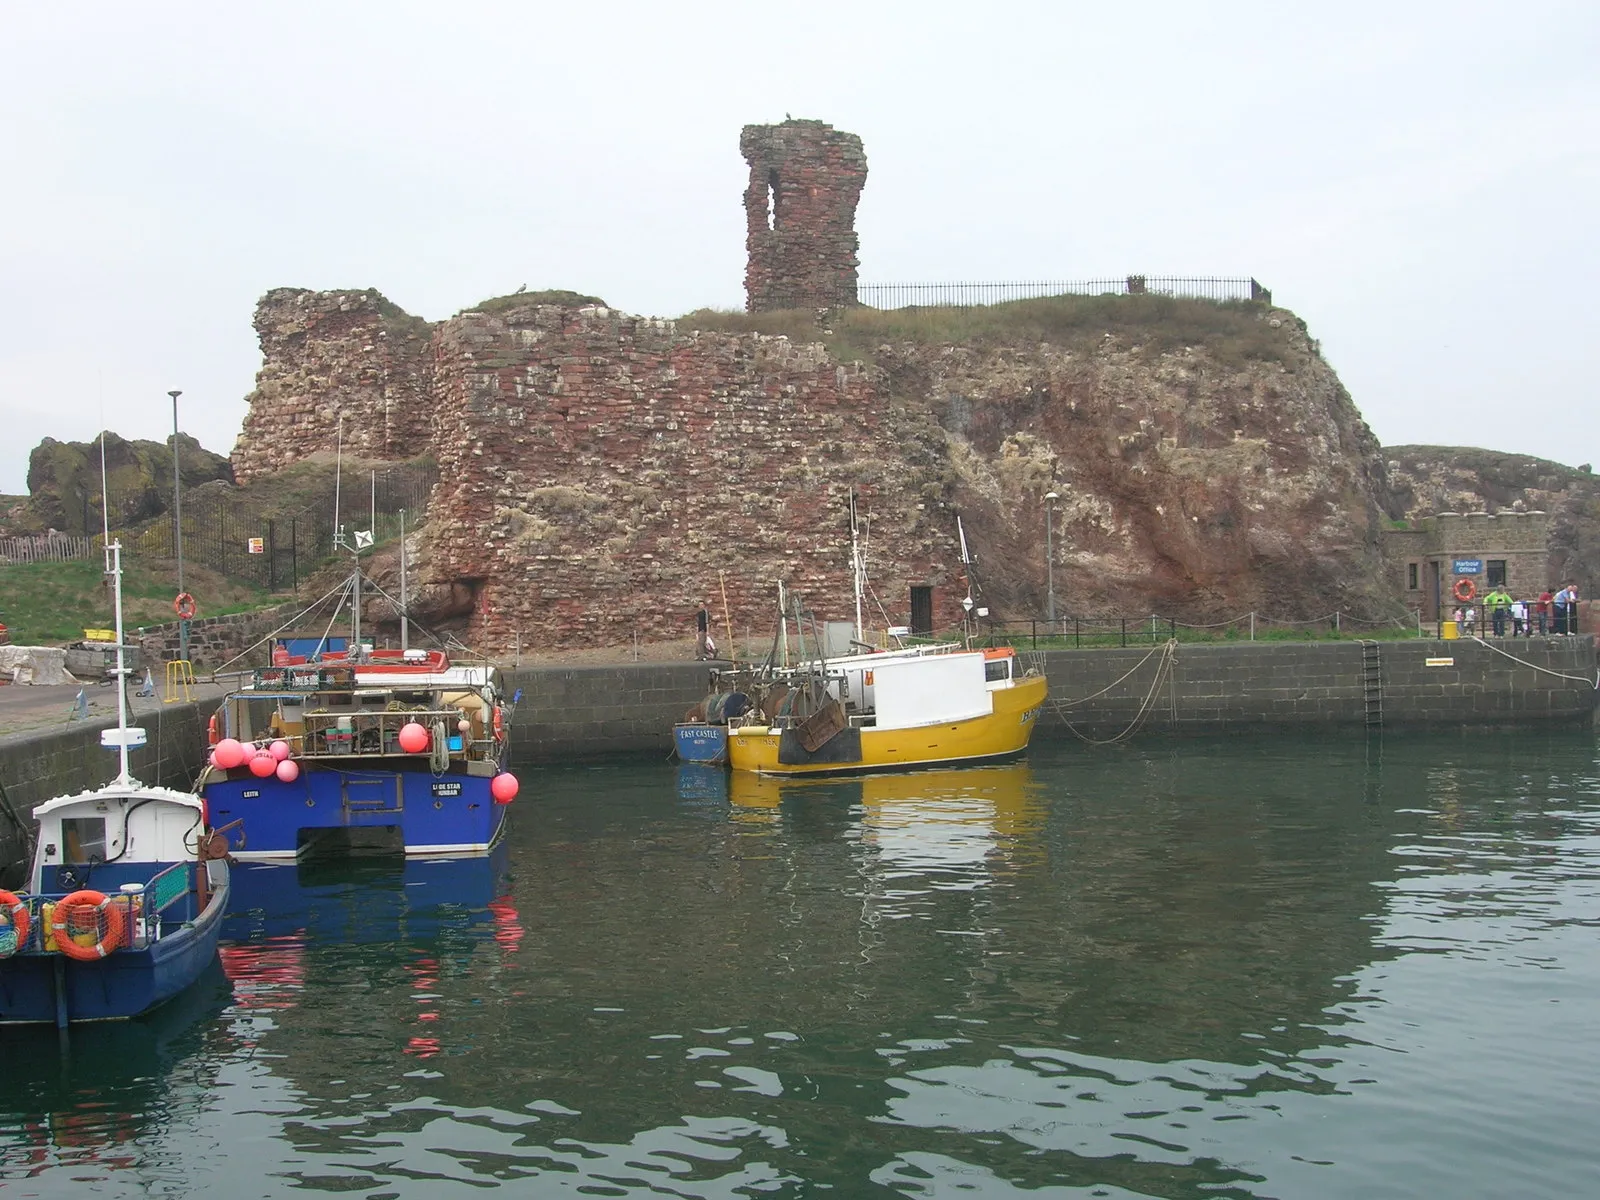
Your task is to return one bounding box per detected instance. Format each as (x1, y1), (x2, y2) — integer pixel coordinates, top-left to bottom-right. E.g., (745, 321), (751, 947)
(728, 673), (1048, 776)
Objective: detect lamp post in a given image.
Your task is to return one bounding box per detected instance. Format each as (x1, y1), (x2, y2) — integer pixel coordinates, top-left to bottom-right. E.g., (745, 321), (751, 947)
(170, 389), (187, 664)
(1045, 491), (1059, 623)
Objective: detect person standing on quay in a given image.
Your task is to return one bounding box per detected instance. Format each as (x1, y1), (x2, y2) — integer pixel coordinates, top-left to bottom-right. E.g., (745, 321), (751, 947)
(695, 602), (711, 660)
(1537, 586), (1554, 635)
(1554, 582), (1575, 635)
(1483, 585), (1513, 637)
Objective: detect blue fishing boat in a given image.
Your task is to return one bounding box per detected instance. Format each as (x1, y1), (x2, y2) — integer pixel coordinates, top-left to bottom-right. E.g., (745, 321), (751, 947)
(0, 542), (233, 1027)
(671, 679), (752, 765)
(198, 648), (520, 860)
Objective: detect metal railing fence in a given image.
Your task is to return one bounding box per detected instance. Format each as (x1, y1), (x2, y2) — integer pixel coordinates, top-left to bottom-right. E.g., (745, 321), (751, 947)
(753, 276), (1272, 312)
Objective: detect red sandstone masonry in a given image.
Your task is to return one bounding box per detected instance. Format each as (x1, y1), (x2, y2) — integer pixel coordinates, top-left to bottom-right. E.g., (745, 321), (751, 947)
(741, 120), (867, 313)
(233, 289), (435, 483)
(424, 302), (965, 650)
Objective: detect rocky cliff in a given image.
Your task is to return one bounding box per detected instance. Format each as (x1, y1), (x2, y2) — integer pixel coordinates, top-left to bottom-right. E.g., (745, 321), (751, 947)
(231, 288), (1398, 653)
(7, 431), (232, 536)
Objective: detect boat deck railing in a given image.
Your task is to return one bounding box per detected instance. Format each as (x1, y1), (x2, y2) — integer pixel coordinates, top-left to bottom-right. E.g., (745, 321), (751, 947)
(0, 861), (200, 959)
(284, 709), (493, 762)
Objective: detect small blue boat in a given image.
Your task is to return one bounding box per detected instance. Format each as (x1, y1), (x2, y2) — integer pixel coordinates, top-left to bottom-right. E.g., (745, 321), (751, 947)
(0, 542), (232, 1027)
(671, 686), (752, 764)
(673, 722), (728, 764)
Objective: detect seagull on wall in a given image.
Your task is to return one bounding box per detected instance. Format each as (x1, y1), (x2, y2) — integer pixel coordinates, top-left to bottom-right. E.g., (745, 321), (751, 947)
(515, 284), (526, 294)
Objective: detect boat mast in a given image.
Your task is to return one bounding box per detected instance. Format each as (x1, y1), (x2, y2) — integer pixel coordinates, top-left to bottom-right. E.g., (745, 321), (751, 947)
(399, 509), (409, 653)
(107, 540), (132, 786)
(958, 516), (976, 646)
(850, 489), (865, 644)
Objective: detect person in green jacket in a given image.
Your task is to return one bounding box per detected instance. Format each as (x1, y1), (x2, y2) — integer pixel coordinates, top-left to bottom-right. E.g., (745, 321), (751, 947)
(1483, 586), (1513, 636)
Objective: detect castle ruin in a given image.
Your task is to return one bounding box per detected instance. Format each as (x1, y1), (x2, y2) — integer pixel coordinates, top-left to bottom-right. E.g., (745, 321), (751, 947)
(740, 119), (868, 313)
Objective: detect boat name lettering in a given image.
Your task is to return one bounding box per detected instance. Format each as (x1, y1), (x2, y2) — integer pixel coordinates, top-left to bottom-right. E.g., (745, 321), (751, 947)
(241, 789), (261, 799)
(432, 782), (463, 797)
(1020, 707), (1040, 724)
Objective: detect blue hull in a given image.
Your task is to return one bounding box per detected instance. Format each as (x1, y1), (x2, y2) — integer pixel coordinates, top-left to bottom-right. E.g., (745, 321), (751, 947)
(0, 884), (229, 1025)
(202, 763), (511, 859)
(674, 723), (728, 764)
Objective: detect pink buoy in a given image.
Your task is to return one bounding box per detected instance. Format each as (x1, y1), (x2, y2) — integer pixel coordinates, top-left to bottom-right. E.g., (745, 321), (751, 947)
(214, 738), (247, 770)
(209, 749), (224, 770)
(269, 739), (292, 761)
(457, 718), (472, 734)
(248, 751), (276, 778)
(490, 772), (519, 803)
(275, 758), (300, 783)
(398, 722), (430, 754)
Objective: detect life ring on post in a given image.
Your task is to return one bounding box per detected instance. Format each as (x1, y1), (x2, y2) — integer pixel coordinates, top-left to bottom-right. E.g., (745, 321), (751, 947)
(1453, 579), (1477, 603)
(51, 890), (126, 961)
(0, 889), (30, 955)
(174, 592), (198, 621)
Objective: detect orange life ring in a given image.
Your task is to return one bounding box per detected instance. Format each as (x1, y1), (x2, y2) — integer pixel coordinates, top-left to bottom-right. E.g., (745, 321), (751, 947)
(51, 890), (126, 961)
(1453, 579), (1476, 603)
(207, 713), (221, 746)
(0, 889), (29, 954)
(492, 706), (505, 741)
(174, 592), (198, 620)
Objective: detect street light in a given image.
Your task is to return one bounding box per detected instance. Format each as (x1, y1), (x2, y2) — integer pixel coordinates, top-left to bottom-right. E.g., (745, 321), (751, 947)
(170, 389), (187, 663)
(1044, 491), (1060, 623)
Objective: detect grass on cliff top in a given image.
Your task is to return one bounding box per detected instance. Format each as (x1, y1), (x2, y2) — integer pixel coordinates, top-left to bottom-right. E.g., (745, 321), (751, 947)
(0, 559), (276, 645)
(679, 293), (1293, 368)
(466, 289), (608, 316)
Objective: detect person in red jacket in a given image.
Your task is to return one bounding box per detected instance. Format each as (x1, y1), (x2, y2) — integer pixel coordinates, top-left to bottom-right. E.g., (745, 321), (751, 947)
(1536, 587), (1554, 635)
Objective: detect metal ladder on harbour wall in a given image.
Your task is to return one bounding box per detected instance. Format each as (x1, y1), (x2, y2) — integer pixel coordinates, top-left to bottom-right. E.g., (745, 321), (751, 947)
(1360, 640), (1383, 729)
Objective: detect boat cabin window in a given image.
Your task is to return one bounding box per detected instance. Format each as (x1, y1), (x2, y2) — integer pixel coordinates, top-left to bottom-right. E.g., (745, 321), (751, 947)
(60, 817), (109, 864)
(985, 658), (1013, 683)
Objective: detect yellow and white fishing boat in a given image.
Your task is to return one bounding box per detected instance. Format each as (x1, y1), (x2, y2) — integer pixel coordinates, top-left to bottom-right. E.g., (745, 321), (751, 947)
(727, 643), (1047, 777)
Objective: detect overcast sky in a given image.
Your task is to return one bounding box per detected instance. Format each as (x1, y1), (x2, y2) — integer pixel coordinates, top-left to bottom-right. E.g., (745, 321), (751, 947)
(1, 1), (1595, 494)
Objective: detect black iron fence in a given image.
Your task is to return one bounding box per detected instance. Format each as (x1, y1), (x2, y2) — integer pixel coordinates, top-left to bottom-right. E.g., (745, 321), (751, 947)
(754, 276), (1272, 312)
(857, 277), (1271, 310)
(112, 460), (438, 591)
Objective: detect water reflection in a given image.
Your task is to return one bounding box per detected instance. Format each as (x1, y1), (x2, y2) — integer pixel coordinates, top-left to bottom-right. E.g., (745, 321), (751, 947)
(0, 957), (234, 1183)
(4, 734), (1599, 1197)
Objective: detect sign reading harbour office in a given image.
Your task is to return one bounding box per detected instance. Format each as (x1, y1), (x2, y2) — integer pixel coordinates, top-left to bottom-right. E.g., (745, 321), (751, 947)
(1453, 559), (1483, 575)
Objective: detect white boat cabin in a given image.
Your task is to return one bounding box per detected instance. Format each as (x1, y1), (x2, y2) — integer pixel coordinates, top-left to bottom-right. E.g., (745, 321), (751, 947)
(29, 785), (207, 894)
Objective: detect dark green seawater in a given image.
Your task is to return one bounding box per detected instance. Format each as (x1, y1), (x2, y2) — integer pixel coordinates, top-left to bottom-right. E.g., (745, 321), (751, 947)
(3, 732), (1599, 1198)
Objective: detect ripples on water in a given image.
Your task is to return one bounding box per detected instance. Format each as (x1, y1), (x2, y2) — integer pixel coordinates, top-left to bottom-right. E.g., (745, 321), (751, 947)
(3, 733), (1598, 1198)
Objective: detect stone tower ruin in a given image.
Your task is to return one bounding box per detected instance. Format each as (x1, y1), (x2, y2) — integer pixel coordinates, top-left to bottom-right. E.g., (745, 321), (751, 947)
(740, 119), (868, 313)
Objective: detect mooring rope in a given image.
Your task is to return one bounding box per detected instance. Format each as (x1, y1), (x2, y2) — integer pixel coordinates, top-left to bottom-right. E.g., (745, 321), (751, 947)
(1052, 638), (1180, 746)
(1468, 636), (1600, 688)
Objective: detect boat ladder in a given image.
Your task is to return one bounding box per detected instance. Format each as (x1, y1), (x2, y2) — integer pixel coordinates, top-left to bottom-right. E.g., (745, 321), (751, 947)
(1360, 640), (1383, 729)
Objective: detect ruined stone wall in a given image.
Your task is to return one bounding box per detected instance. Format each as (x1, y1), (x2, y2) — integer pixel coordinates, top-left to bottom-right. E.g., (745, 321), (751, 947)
(741, 120), (867, 313)
(232, 288), (436, 483)
(416, 301), (965, 650)
(231, 285), (1397, 656)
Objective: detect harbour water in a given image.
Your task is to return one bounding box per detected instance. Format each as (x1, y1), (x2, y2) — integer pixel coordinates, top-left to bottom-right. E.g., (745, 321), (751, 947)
(2, 731), (1598, 1198)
